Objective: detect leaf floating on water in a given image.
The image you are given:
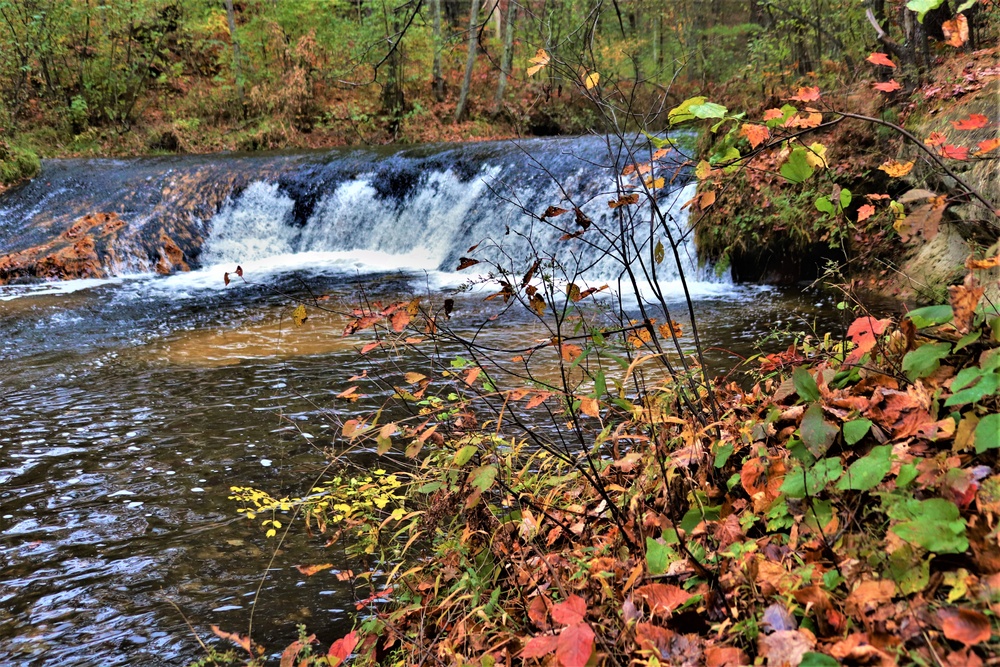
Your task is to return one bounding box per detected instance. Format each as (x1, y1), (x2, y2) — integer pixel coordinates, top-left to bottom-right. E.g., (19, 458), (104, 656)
(295, 563), (333, 576)
(291, 304), (308, 326)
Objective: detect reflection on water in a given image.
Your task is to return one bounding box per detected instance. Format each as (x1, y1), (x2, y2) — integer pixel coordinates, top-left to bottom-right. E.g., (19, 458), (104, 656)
(0, 267), (849, 666)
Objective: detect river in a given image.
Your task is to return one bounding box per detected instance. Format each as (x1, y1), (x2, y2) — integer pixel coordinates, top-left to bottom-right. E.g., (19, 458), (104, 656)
(0, 136), (845, 665)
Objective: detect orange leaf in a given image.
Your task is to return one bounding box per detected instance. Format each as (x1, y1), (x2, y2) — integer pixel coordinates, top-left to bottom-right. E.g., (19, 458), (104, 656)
(327, 630), (359, 666)
(845, 316), (890, 364)
(873, 79), (902, 92)
(521, 634), (559, 659)
(941, 144), (970, 160)
(952, 114), (989, 130)
(857, 204), (876, 222)
(551, 594), (587, 625)
(949, 273), (984, 334)
(336, 386), (359, 399)
(559, 343), (583, 362)
(925, 131), (948, 147)
(578, 396), (600, 418)
(608, 193), (640, 208)
(763, 108), (785, 121)
(556, 623), (595, 667)
(790, 86), (821, 102)
(525, 392), (551, 409)
(938, 608), (992, 646)
(211, 626), (252, 654)
(878, 159), (914, 177)
(975, 138), (1000, 156)
(652, 147), (671, 160)
(942, 14), (969, 47)
(740, 123), (770, 149)
(966, 253), (1000, 270)
(463, 366), (481, 386)
(633, 583), (692, 616)
(867, 52), (896, 67)
(390, 309), (410, 332)
(360, 341), (380, 354)
(542, 206), (569, 218)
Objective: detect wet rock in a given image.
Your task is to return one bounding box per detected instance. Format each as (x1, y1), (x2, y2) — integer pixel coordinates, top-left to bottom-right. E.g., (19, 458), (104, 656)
(0, 212), (122, 283)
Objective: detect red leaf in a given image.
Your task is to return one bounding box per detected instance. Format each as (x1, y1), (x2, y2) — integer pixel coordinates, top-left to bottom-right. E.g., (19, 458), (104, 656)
(924, 131), (948, 147)
(873, 79), (902, 92)
(211, 625), (252, 654)
(521, 634), (559, 659)
(857, 204), (876, 222)
(941, 144), (970, 160)
(551, 594), (587, 625)
(556, 623), (595, 667)
(952, 114), (989, 130)
(327, 630), (359, 666)
(867, 52), (896, 68)
(938, 608), (992, 646)
(976, 138), (1000, 156)
(790, 86), (821, 102)
(845, 316), (890, 364)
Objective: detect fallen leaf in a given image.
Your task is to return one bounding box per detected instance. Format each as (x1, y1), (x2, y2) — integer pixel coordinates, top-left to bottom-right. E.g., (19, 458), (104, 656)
(845, 316), (891, 364)
(791, 86), (821, 102)
(951, 115), (988, 131)
(975, 138), (1000, 156)
(966, 254), (1000, 270)
(759, 630), (815, 666)
(556, 622), (595, 667)
(941, 144), (970, 160)
(521, 633), (559, 659)
(938, 608), (991, 646)
(551, 594), (587, 625)
(528, 595), (550, 630)
(857, 204), (876, 222)
(867, 52), (896, 68)
(925, 132), (948, 147)
(634, 583), (692, 616)
(873, 79), (902, 92)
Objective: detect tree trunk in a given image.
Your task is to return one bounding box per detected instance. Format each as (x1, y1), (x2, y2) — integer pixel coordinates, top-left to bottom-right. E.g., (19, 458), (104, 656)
(223, 0), (246, 114)
(381, 14), (405, 135)
(453, 0), (480, 122)
(493, 0), (515, 113)
(431, 0), (444, 101)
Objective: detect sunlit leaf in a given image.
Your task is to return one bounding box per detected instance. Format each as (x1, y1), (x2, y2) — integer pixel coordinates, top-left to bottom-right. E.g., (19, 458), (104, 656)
(668, 96), (707, 125)
(584, 71), (600, 89)
(878, 159), (914, 177)
(941, 144), (970, 160)
(780, 148), (815, 184)
(740, 123), (770, 149)
(526, 48), (550, 76)
(975, 138), (1000, 156)
(925, 131), (948, 147)
(292, 304), (308, 326)
(867, 52), (897, 67)
(790, 86), (821, 102)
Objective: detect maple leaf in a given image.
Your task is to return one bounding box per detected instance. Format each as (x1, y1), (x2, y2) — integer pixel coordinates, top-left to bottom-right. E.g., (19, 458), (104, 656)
(951, 114), (989, 130)
(857, 204), (876, 222)
(949, 273), (984, 334)
(740, 123), (770, 149)
(844, 316), (890, 364)
(924, 131), (948, 147)
(556, 623), (595, 667)
(867, 52), (896, 67)
(873, 79), (902, 92)
(878, 160), (914, 177)
(941, 144), (970, 160)
(763, 108), (785, 121)
(966, 253), (1000, 270)
(790, 86), (821, 101)
(975, 138), (1000, 156)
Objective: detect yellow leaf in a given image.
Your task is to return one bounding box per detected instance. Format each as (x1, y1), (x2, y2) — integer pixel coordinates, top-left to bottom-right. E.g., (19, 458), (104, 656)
(579, 397), (600, 418)
(584, 71), (600, 89)
(527, 48), (549, 77)
(643, 176), (665, 190)
(804, 142), (828, 169)
(694, 160), (713, 180)
(292, 304), (308, 326)
(699, 189), (717, 210)
(878, 160), (914, 178)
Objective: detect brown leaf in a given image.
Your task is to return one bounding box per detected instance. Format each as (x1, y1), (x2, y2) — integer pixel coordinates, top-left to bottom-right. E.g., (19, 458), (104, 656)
(758, 629), (815, 667)
(844, 580), (894, 618)
(942, 14), (969, 47)
(949, 273), (984, 334)
(528, 595), (550, 630)
(223, 272), (230, 286)
(578, 396), (600, 418)
(636, 622), (675, 656)
(704, 646), (749, 667)
(551, 594), (587, 625)
(574, 208), (592, 230)
(521, 634), (558, 659)
(235, 265), (243, 277)
(556, 623), (595, 667)
(390, 309), (410, 332)
(634, 584), (692, 617)
(463, 366), (481, 386)
(966, 254), (1000, 270)
(938, 608), (992, 646)
(542, 206), (569, 218)
(456, 257), (480, 270)
(609, 193), (640, 208)
(211, 625), (252, 653)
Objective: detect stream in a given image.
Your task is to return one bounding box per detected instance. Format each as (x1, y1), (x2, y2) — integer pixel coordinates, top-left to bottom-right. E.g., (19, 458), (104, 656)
(0, 136), (847, 665)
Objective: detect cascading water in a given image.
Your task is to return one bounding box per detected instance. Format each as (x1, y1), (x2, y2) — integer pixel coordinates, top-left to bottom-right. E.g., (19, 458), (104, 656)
(0, 135), (725, 297)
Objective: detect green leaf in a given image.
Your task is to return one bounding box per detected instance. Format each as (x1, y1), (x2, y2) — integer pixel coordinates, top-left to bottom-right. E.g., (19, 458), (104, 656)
(800, 653), (840, 667)
(654, 241), (665, 264)
(815, 196), (836, 215)
(780, 147), (815, 184)
(843, 418), (872, 445)
(906, 0), (946, 22)
(714, 443), (734, 468)
(668, 96), (707, 125)
(902, 342), (951, 380)
(793, 366), (821, 402)
(689, 101), (728, 119)
(891, 498), (968, 553)
(954, 330), (981, 352)
(766, 104), (798, 128)
(800, 404), (838, 458)
(469, 464), (497, 491)
(453, 445), (477, 466)
(836, 445), (892, 491)
(780, 457), (843, 498)
(974, 413), (1000, 453)
(645, 536), (671, 575)
(417, 481), (443, 494)
(839, 188), (852, 210)
(905, 305), (953, 328)
(896, 463), (919, 488)
(945, 371), (999, 407)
